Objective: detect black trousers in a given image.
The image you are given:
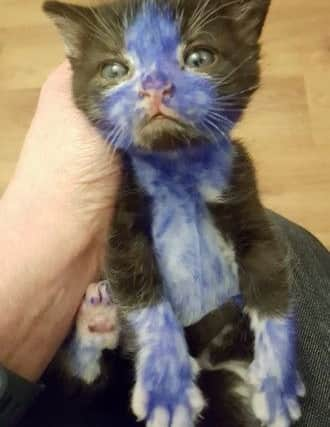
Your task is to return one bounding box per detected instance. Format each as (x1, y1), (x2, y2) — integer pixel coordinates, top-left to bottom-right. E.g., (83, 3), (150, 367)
(20, 212), (330, 426)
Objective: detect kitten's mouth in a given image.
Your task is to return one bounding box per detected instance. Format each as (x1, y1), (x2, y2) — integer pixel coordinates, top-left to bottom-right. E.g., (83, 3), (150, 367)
(151, 113), (169, 120)
(147, 112), (182, 126)
(134, 105), (199, 151)
(146, 102), (182, 123)
(135, 112), (200, 152)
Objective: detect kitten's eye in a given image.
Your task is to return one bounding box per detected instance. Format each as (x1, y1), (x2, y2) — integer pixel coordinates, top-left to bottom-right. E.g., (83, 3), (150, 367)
(185, 49), (215, 69)
(101, 62), (129, 80)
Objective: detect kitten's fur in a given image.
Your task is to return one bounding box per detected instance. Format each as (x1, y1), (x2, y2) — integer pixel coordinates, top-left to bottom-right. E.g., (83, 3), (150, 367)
(44, 1), (304, 426)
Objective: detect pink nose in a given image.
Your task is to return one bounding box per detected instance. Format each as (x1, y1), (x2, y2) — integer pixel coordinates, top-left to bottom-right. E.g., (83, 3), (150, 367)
(139, 83), (174, 101)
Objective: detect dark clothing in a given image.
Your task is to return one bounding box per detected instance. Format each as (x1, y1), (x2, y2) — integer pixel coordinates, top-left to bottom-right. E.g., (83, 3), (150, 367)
(19, 212), (330, 427)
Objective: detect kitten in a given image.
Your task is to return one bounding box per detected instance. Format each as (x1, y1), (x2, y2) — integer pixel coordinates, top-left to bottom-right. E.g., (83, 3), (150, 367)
(44, 1), (305, 426)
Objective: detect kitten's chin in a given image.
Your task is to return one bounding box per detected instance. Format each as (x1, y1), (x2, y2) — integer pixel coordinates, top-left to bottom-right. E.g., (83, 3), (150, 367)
(134, 117), (200, 152)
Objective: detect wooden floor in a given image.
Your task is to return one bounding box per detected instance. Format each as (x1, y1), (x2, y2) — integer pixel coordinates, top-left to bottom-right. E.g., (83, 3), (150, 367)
(1, 0), (329, 247)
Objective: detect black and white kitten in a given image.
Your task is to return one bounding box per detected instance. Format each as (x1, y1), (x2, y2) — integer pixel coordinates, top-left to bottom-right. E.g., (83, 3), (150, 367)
(44, 1), (305, 426)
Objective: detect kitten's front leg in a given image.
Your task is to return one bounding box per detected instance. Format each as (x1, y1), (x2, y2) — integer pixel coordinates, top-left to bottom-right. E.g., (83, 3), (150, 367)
(107, 177), (205, 426)
(247, 310), (305, 427)
(128, 300), (205, 427)
(241, 243), (305, 427)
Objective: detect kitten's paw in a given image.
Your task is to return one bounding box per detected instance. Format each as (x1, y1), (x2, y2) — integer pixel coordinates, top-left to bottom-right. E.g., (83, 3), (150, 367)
(249, 368), (305, 427)
(64, 281), (121, 384)
(76, 280), (121, 351)
(131, 357), (205, 427)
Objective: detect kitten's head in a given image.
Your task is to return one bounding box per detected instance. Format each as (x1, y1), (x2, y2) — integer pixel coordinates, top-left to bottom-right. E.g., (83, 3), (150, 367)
(44, 0), (271, 152)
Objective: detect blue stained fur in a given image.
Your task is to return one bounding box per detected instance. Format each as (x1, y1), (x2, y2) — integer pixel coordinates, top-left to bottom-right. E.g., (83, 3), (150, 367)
(128, 301), (196, 419)
(250, 313), (304, 425)
(96, 4), (300, 423)
(131, 142), (239, 326)
(100, 6), (229, 150)
(100, 5), (240, 324)
(126, 3), (180, 66)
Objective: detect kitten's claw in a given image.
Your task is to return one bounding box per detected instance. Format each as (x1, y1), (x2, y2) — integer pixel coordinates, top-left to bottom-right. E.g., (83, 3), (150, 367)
(131, 357), (205, 427)
(64, 281), (120, 384)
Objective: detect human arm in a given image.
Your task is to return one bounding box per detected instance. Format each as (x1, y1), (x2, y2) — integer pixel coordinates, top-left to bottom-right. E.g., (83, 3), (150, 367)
(0, 61), (121, 383)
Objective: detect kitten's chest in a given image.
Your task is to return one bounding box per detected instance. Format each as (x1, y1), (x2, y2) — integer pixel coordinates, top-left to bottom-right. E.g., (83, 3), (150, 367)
(131, 145), (239, 326)
(151, 187), (239, 326)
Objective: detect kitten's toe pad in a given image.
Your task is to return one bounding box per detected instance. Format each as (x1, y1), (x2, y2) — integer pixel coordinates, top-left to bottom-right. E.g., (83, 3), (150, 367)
(76, 281), (120, 351)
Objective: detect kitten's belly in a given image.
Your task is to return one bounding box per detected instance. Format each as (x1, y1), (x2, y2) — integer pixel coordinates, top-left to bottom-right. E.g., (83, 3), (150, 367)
(152, 198), (239, 327)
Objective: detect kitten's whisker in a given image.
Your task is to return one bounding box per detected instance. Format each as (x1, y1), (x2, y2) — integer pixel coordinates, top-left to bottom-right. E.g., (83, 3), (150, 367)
(67, 3), (123, 48)
(208, 114), (233, 132)
(217, 54), (257, 86)
(216, 97), (254, 103)
(188, 0), (242, 37)
(209, 105), (243, 114)
(106, 126), (122, 151)
(212, 108), (245, 114)
(90, 7), (123, 40)
(174, 0), (185, 27)
(202, 116), (231, 144)
(208, 111), (235, 128)
(189, 0), (211, 27)
(89, 7), (112, 35)
(216, 85), (260, 99)
(68, 6), (110, 41)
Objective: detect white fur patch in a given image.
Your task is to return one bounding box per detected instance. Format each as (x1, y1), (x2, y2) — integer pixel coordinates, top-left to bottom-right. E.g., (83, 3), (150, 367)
(199, 357), (249, 378)
(188, 386), (207, 418)
(172, 406), (190, 427)
(287, 398), (302, 421)
(110, 102), (126, 117)
(297, 375), (306, 397)
(196, 90), (209, 104)
(252, 391), (269, 422)
(79, 359), (101, 385)
(247, 309), (283, 386)
(219, 360), (249, 381)
(147, 407), (170, 427)
(269, 415), (290, 427)
(212, 324), (234, 347)
(233, 383), (252, 400)
(131, 380), (149, 421)
(190, 357), (201, 377)
(199, 185), (225, 203)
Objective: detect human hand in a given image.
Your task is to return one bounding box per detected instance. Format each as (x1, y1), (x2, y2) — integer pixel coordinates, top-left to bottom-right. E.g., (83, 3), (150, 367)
(6, 61), (121, 246)
(0, 61), (121, 381)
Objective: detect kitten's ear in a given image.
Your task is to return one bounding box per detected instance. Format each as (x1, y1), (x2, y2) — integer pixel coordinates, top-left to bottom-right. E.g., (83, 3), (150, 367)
(43, 1), (94, 60)
(228, 0), (271, 44)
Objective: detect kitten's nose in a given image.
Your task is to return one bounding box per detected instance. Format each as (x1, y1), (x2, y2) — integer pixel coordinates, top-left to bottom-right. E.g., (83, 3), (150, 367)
(139, 83), (174, 102)
(139, 71), (175, 103)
